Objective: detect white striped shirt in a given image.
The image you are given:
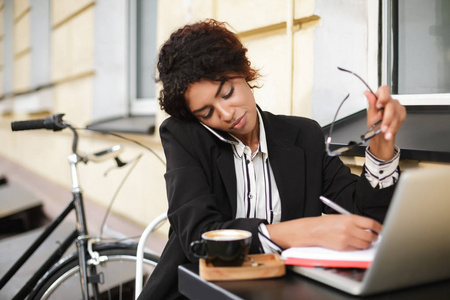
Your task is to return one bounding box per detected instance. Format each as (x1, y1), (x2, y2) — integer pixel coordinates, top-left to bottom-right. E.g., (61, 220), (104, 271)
(201, 112), (400, 253)
(200, 111), (282, 222)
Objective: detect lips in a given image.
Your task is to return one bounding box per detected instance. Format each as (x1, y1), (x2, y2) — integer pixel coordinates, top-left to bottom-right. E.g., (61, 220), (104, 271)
(230, 113), (246, 130)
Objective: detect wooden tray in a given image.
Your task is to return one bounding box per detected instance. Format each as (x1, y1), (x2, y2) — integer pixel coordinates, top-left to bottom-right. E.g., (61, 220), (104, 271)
(199, 253), (285, 281)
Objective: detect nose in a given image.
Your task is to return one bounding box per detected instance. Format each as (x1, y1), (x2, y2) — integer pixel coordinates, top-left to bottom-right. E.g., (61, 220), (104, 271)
(215, 102), (233, 122)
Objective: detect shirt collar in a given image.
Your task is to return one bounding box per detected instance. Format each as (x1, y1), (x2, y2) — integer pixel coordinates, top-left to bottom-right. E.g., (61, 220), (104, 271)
(258, 110), (268, 156)
(200, 110), (269, 159)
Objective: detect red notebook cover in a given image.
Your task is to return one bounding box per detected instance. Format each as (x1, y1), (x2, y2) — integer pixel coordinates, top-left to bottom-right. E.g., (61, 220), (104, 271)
(284, 257), (371, 269)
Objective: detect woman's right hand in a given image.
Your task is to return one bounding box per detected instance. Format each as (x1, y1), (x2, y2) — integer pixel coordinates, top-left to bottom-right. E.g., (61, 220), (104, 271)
(266, 215), (382, 251)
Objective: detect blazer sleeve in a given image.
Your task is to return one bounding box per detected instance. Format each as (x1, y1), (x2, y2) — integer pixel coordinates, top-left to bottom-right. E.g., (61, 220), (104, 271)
(318, 128), (396, 223)
(160, 118), (267, 261)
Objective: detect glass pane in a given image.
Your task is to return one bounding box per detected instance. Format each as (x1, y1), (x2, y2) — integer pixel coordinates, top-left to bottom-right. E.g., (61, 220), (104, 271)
(395, 0), (450, 94)
(136, 0), (157, 99)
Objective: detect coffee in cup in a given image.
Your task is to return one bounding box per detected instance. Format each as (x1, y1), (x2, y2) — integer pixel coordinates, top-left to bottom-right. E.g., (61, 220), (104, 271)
(190, 229), (252, 267)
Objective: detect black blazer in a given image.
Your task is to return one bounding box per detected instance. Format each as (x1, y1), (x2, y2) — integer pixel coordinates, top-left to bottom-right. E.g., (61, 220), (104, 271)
(138, 109), (396, 300)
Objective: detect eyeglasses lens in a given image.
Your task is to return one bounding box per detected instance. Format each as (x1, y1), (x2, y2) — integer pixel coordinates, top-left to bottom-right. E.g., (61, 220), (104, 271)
(328, 141), (360, 156)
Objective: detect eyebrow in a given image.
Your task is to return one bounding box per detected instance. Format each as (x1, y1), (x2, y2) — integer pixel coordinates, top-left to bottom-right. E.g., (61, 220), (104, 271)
(214, 80), (226, 98)
(192, 80), (226, 115)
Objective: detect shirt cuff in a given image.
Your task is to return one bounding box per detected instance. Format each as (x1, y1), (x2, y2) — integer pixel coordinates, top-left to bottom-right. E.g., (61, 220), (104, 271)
(365, 146), (400, 189)
(258, 224), (282, 253)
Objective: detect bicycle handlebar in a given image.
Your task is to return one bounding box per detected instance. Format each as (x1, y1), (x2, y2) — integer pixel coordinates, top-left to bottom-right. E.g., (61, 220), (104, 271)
(11, 113), (130, 168)
(11, 113), (67, 132)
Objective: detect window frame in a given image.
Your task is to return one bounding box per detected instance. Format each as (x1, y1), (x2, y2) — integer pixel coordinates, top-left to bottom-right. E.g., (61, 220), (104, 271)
(2, 0), (14, 97)
(379, 0), (450, 106)
(128, 0), (158, 116)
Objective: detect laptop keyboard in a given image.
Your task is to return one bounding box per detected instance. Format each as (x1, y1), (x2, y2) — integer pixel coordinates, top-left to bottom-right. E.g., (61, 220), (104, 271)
(326, 268), (366, 282)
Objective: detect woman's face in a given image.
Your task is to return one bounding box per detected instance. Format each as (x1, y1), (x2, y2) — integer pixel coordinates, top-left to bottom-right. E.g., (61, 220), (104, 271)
(185, 76), (258, 144)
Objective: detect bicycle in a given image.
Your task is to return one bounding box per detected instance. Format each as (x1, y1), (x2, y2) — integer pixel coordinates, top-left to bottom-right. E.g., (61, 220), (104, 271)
(0, 113), (165, 299)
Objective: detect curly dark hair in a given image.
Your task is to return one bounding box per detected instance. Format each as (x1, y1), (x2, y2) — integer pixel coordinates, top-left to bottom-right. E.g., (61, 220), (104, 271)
(156, 19), (260, 120)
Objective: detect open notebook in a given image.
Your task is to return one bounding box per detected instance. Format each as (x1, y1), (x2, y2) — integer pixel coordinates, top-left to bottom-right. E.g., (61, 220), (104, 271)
(282, 239), (379, 269)
(283, 167), (450, 296)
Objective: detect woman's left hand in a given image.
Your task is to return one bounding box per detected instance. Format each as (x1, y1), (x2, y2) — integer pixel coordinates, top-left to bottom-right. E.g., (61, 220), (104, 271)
(365, 86), (406, 161)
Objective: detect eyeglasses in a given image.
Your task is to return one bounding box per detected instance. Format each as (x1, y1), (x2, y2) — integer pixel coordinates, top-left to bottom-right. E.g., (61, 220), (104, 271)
(325, 67), (382, 157)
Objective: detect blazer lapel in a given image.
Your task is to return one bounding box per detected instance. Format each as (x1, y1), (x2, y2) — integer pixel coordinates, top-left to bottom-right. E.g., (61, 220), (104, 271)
(261, 111), (307, 221)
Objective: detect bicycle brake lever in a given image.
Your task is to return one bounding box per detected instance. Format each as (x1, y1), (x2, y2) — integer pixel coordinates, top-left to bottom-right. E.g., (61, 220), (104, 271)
(103, 157), (128, 176)
(114, 157), (127, 167)
(103, 154), (142, 176)
(103, 157), (127, 176)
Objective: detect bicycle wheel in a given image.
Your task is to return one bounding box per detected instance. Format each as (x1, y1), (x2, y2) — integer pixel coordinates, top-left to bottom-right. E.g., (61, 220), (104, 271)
(29, 243), (159, 300)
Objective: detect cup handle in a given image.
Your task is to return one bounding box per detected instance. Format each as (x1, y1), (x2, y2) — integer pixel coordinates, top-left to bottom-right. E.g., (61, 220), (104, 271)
(190, 240), (207, 259)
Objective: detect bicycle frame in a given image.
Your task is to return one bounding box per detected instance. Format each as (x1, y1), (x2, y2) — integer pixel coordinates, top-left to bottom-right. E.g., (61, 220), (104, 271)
(0, 125), (100, 300)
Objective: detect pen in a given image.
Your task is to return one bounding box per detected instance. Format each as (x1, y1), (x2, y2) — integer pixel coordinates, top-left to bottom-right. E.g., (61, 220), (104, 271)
(320, 196), (380, 237)
(319, 196), (351, 215)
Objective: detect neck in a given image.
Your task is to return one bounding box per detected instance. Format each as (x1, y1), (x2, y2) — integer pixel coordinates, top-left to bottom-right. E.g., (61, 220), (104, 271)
(235, 119), (260, 153)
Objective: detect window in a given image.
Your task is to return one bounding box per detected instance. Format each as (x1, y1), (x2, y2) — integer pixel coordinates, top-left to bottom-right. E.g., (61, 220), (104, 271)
(2, 0), (14, 97)
(0, 0), (51, 113)
(30, 0), (51, 91)
(312, 0), (372, 127)
(89, 0), (158, 133)
(321, 0), (450, 162)
(381, 0), (450, 105)
(129, 0), (158, 115)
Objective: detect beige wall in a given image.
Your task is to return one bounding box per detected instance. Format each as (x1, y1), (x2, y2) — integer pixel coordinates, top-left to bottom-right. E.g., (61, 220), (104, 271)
(0, 0), (448, 235)
(156, 0), (319, 118)
(51, 0), (95, 125)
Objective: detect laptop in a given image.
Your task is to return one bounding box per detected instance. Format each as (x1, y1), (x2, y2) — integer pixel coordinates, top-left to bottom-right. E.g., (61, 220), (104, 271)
(288, 167), (450, 295)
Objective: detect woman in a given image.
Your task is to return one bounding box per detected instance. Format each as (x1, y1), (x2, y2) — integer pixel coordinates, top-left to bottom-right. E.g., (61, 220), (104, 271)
(138, 19), (406, 299)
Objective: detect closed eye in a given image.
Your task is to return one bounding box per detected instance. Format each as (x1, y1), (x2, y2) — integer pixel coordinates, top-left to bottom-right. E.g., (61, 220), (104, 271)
(201, 108), (213, 119)
(222, 86), (234, 100)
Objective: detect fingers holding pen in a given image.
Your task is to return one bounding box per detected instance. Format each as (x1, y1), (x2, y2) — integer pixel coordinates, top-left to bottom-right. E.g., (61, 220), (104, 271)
(310, 215), (382, 251)
(337, 215), (381, 250)
(266, 215), (382, 251)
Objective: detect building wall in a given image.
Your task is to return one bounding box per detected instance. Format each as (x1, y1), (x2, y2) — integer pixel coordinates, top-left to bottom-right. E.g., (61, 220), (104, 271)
(51, 0), (95, 124)
(0, 0), (448, 235)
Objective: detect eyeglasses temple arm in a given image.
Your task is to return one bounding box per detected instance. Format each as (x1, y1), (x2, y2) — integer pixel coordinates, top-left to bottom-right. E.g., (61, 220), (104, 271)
(337, 67), (376, 97)
(327, 93), (350, 145)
